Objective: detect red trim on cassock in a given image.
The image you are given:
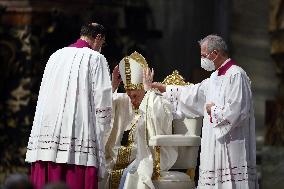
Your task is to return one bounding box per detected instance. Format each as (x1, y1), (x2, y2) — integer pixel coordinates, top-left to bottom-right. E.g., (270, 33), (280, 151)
(217, 59), (236, 76)
(69, 39), (92, 49)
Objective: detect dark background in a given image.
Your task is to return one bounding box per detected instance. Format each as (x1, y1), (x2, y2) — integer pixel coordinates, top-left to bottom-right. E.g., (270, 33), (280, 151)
(0, 0), (283, 188)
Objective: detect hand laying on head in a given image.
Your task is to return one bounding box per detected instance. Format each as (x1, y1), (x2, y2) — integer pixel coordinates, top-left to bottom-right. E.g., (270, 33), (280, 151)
(112, 65), (121, 92)
(143, 67), (154, 91)
(151, 82), (166, 93)
(143, 68), (167, 93)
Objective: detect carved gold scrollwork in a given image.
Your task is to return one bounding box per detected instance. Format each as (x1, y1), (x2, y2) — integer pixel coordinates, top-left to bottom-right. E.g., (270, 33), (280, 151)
(152, 146), (161, 180)
(162, 70), (190, 86)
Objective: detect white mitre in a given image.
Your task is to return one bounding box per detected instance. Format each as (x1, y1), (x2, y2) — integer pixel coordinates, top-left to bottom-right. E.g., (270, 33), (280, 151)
(119, 51), (148, 90)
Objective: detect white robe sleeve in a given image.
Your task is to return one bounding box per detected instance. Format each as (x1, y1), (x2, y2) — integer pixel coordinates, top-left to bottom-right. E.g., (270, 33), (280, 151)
(105, 93), (132, 163)
(133, 90), (178, 189)
(210, 73), (252, 139)
(145, 90), (178, 171)
(165, 79), (209, 118)
(90, 54), (112, 177)
(91, 55), (112, 131)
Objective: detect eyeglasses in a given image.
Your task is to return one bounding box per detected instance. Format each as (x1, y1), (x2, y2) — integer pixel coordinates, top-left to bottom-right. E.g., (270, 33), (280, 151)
(201, 51), (213, 58)
(201, 50), (218, 58)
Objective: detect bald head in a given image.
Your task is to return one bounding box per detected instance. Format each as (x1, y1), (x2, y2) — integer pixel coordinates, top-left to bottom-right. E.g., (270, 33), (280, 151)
(79, 22), (106, 51)
(80, 22), (105, 39)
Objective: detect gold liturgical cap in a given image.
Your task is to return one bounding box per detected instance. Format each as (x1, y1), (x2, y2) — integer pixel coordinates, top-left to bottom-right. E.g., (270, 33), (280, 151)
(119, 51), (148, 90)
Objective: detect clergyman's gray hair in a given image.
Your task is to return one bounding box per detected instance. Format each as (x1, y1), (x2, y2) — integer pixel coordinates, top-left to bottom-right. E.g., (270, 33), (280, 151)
(199, 35), (228, 55)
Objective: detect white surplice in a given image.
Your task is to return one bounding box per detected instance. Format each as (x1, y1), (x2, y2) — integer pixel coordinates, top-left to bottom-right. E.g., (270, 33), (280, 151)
(25, 47), (112, 178)
(123, 90), (178, 189)
(166, 63), (258, 189)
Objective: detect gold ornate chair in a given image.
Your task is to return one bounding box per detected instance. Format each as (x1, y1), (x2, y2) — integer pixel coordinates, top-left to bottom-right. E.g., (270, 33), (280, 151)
(149, 70), (202, 189)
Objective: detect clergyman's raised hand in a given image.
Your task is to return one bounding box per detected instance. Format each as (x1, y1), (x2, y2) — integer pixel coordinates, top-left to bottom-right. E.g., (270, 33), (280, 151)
(143, 67), (154, 91)
(112, 65), (121, 92)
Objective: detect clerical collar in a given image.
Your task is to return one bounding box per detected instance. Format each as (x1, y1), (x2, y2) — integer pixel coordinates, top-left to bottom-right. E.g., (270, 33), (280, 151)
(217, 58), (235, 76)
(69, 39), (92, 49)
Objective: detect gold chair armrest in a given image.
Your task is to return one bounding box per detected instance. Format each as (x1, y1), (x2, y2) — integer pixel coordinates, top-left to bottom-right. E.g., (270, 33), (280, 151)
(152, 146), (161, 180)
(186, 168), (196, 181)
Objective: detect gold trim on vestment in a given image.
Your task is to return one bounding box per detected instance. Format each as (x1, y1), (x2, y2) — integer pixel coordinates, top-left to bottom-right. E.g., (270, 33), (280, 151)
(110, 169), (124, 189)
(129, 51), (148, 68)
(123, 51), (148, 90)
(124, 57), (132, 90)
(110, 113), (141, 189)
(152, 146), (161, 180)
(144, 94), (161, 180)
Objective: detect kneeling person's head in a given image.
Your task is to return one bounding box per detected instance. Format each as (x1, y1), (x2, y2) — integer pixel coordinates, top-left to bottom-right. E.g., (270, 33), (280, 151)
(119, 52), (148, 109)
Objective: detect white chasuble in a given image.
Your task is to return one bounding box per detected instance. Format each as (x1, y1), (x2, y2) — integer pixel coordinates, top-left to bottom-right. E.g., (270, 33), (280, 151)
(102, 93), (138, 189)
(26, 47), (112, 178)
(123, 90), (178, 189)
(166, 64), (258, 189)
(105, 92), (138, 167)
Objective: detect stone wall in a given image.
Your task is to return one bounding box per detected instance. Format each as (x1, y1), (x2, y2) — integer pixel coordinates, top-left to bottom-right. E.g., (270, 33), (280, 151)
(231, 0), (283, 187)
(231, 0), (278, 136)
(0, 0), (88, 182)
(0, 0), (163, 183)
(146, 0), (230, 83)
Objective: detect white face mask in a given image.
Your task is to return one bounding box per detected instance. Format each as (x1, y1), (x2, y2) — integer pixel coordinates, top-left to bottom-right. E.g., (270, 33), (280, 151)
(201, 58), (216, 71)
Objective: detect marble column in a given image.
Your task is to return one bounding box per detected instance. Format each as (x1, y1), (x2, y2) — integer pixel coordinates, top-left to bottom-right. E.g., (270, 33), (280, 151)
(265, 0), (284, 146)
(262, 1), (284, 188)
